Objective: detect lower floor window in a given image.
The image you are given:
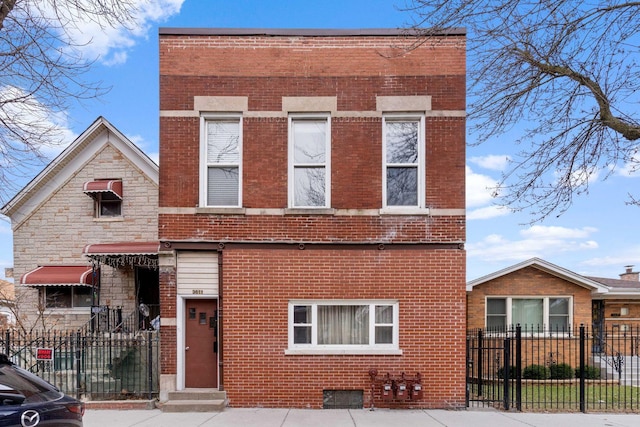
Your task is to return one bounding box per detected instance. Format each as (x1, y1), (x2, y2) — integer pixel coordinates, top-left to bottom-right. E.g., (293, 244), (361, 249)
(486, 296), (571, 330)
(44, 286), (93, 309)
(289, 301), (398, 351)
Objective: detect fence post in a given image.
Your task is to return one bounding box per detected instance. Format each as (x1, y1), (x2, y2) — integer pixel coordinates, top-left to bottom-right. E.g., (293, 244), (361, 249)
(75, 332), (82, 400)
(148, 332), (153, 400)
(515, 324), (522, 411)
(504, 335), (510, 411)
(579, 324), (586, 413)
(477, 329), (483, 397)
(5, 330), (10, 357)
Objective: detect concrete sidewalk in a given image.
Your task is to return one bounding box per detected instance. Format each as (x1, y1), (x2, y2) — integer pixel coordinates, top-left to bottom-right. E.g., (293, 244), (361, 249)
(83, 408), (640, 427)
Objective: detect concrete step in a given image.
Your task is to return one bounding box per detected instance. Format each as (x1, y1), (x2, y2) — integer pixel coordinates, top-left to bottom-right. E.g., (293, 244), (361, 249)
(161, 399), (226, 413)
(162, 389), (227, 412)
(167, 390), (227, 401)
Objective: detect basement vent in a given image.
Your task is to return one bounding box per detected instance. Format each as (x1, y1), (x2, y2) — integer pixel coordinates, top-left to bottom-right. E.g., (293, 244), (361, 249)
(323, 390), (363, 409)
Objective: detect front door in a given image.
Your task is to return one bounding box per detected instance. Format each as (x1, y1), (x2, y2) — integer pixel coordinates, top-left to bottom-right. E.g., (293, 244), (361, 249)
(185, 299), (218, 388)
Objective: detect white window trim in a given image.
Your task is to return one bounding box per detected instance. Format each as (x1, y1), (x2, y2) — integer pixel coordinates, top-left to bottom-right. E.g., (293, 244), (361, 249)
(288, 113), (331, 209)
(285, 300), (402, 355)
(485, 296), (573, 330)
(381, 113), (426, 213)
(199, 113), (243, 208)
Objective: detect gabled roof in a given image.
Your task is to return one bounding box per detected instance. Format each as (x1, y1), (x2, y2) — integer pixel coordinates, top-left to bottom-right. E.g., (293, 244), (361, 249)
(467, 257), (610, 294)
(1, 116), (158, 225)
(587, 275), (640, 299)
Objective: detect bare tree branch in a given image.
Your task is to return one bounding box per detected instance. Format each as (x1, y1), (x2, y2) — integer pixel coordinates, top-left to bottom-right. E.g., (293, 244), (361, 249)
(406, 0), (640, 220)
(0, 0), (138, 204)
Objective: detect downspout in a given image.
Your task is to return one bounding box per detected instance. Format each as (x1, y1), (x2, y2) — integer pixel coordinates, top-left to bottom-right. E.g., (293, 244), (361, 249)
(217, 248), (224, 391)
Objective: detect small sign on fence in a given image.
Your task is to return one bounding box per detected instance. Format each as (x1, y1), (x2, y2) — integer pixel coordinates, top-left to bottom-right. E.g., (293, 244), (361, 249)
(36, 348), (54, 361)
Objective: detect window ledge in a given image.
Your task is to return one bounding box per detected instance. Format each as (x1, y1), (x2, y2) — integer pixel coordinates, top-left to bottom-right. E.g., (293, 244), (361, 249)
(196, 207), (246, 215)
(93, 217), (124, 222)
(379, 207), (430, 215)
(285, 348), (402, 356)
(284, 208), (336, 215)
(44, 308), (91, 315)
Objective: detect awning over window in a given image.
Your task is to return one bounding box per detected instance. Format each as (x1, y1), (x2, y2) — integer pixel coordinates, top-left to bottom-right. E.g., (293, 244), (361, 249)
(83, 180), (123, 200)
(83, 242), (159, 269)
(20, 266), (98, 287)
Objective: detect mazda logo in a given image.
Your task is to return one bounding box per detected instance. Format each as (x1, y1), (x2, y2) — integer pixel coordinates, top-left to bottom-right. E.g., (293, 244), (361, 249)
(21, 410), (40, 427)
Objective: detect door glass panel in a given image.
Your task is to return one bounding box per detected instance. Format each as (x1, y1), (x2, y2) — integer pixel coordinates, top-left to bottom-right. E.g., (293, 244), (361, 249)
(199, 312), (206, 325)
(189, 308), (196, 319)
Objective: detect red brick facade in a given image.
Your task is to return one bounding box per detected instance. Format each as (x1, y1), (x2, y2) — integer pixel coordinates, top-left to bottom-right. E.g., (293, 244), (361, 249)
(158, 28), (466, 408)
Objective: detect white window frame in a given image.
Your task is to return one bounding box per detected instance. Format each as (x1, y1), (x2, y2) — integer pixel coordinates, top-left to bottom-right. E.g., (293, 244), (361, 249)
(485, 296), (573, 331)
(200, 113), (243, 208)
(285, 300), (401, 355)
(381, 113), (426, 213)
(288, 113), (331, 208)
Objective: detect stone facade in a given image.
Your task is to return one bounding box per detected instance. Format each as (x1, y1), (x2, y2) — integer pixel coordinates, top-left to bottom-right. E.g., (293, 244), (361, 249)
(6, 120), (158, 330)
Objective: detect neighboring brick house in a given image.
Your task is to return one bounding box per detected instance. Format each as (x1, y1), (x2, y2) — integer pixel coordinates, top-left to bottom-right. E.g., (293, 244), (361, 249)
(1, 117), (159, 331)
(467, 258), (640, 340)
(158, 28), (466, 409)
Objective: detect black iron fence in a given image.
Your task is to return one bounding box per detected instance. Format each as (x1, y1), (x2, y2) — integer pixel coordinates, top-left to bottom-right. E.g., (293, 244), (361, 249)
(467, 324), (640, 412)
(0, 329), (159, 401)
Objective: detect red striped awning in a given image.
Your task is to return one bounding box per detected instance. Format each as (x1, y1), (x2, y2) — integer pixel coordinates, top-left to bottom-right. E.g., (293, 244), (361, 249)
(83, 180), (122, 199)
(82, 242), (160, 256)
(20, 266), (98, 287)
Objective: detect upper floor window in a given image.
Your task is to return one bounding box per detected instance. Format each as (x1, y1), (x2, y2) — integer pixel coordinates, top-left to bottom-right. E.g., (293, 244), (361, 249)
(83, 179), (122, 218)
(288, 114), (331, 208)
(486, 297), (572, 331)
(201, 115), (242, 207)
(382, 114), (425, 209)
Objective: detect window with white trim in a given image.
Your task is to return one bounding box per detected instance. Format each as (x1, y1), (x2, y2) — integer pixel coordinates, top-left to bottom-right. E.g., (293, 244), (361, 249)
(486, 297), (571, 330)
(288, 301), (399, 353)
(201, 115), (242, 207)
(288, 114), (330, 208)
(382, 114), (425, 208)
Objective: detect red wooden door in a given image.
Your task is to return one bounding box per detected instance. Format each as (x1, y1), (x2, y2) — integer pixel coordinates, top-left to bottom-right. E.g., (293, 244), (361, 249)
(185, 299), (218, 388)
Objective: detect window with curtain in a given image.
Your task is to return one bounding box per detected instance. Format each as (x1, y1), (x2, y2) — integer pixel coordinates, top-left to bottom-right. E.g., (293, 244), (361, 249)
(486, 297), (571, 330)
(289, 301), (399, 352)
(289, 115), (330, 208)
(202, 116), (241, 207)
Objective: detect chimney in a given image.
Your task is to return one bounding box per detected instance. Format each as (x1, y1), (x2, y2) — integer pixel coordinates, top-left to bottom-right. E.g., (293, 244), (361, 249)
(620, 265), (639, 282)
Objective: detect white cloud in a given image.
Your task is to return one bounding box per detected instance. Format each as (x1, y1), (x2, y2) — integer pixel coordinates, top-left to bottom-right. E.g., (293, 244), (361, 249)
(467, 205), (510, 220)
(581, 247), (640, 269)
(521, 225), (598, 240)
(0, 86), (77, 158)
(469, 154), (511, 171)
(468, 225), (599, 263)
(40, 0), (184, 66)
(616, 148), (639, 177)
(466, 166), (499, 208)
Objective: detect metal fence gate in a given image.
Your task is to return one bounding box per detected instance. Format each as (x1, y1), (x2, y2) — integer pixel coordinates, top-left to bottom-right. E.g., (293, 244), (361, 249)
(0, 329), (159, 401)
(467, 325), (640, 412)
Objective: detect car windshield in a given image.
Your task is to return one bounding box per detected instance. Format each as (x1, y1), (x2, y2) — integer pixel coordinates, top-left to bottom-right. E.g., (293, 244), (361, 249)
(0, 363), (62, 404)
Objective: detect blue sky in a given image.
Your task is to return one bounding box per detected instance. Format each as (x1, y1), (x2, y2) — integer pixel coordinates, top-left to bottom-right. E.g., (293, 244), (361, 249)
(1, 0), (639, 282)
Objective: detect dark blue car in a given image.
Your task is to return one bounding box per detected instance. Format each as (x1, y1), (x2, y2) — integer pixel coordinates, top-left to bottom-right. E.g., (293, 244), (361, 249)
(0, 354), (83, 426)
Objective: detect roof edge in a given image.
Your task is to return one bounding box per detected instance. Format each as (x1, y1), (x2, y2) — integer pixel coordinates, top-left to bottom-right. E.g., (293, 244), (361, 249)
(158, 27), (466, 37)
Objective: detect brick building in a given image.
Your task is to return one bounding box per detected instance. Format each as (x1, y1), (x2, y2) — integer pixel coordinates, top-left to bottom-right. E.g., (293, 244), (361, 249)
(158, 28), (466, 409)
(1, 117), (159, 330)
